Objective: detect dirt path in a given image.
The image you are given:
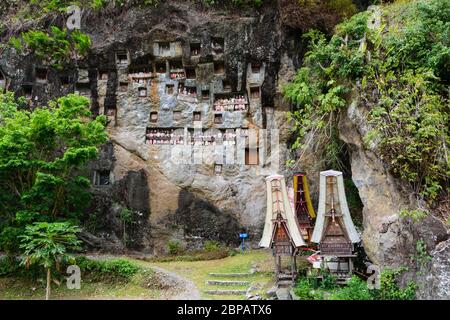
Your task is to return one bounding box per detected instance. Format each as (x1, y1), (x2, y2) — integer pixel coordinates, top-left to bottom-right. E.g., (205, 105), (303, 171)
(86, 255), (201, 300)
(150, 265), (201, 300)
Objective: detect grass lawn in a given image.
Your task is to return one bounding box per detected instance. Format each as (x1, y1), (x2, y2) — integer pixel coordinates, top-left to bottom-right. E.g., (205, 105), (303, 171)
(0, 249), (276, 300)
(0, 266), (161, 300)
(136, 249), (276, 300)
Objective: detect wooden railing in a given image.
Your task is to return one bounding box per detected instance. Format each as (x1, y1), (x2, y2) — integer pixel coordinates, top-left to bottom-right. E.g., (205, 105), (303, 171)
(320, 242), (352, 255)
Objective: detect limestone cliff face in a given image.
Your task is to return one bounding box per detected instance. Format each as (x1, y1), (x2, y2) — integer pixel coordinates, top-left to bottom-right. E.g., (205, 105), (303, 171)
(1, 1), (300, 252)
(1, 0), (448, 299)
(90, 1), (297, 251)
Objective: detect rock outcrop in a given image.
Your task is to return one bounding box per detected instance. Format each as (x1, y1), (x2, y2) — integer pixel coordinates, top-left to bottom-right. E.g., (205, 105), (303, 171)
(340, 97), (449, 299)
(1, 0), (448, 299)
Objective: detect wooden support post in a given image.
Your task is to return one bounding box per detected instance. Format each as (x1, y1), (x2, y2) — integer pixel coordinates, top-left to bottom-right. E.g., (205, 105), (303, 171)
(274, 255), (278, 280)
(294, 255), (297, 272)
(278, 256), (281, 274)
(291, 257), (295, 282)
(349, 257), (353, 276)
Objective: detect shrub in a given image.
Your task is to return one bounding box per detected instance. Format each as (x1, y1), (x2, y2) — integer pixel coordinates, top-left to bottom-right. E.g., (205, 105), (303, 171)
(167, 240), (183, 255)
(0, 93), (107, 255)
(371, 269), (416, 300)
(283, 0), (449, 203)
(0, 256), (21, 276)
(12, 27), (91, 70)
(204, 240), (221, 252)
(0, 256), (47, 279)
(399, 209), (428, 223)
(329, 276), (373, 300)
(74, 257), (140, 282)
(294, 278), (324, 300)
(91, 0), (107, 10)
(0, 227), (22, 255)
(0, 256), (140, 283)
(320, 272), (338, 290)
(295, 270), (415, 300)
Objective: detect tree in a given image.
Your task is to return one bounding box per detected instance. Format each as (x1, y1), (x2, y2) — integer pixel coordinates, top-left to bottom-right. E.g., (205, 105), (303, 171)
(0, 92), (108, 254)
(283, 0), (449, 203)
(19, 222), (81, 300)
(119, 208), (133, 246)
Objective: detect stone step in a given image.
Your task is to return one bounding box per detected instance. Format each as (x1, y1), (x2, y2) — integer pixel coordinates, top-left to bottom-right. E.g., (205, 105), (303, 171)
(208, 273), (253, 278)
(276, 288), (292, 300)
(277, 280), (293, 288)
(206, 280), (250, 286)
(278, 273), (294, 279)
(204, 289), (247, 295)
(277, 275), (292, 282)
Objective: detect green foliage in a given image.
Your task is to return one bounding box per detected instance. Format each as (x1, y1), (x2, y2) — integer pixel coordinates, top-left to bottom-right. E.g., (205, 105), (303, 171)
(329, 276), (373, 300)
(296, 257), (311, 276)
(282, 14), (367, 163)
(167, 240), (183, 255)
(365, 70), (448, 199)
(399, 208), (427, 222)
(91, 0), (108, 9)
(204, 240), (221, 252)
(413, 239), (432, 272)
(295, 269), (416, 300)
(0, 227), (23, 255)
(0, 255), (58, 279)
(119, 207), (135, 246)
(294, 278), (324, 300)
(319, 272), (339, 290)
(30, 0), (73, 12)
(0, 92), (107, 254)
(0, 255), (140, 283)
(74, 257), (140, 281)
(0, 256), (21, 276)
(294, 271), (337, 299)
(19, 222), (81, 269)
(371, 269), (416, 300)
(14, 27), (91, 69)
(120, 208), (133, 223)
(18, 221), (81, 299)
(283, 0), (449, 202)
(8, 37), (22, 51)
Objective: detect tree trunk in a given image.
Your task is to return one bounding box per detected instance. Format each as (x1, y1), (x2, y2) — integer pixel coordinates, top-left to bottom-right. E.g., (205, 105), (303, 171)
(123, 223), (126, 247)
(45, 268), (51, 300)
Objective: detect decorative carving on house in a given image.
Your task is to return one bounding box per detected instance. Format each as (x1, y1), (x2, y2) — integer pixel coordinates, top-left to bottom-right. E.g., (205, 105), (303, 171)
(311, 170), (361, 281)
(260, 175), (306, 283)
(292, 172), (316, 242)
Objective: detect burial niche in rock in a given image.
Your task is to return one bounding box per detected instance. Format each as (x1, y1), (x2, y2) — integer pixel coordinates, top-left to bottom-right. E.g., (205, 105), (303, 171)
(35, 67), (48, 84)
(190, 42), (201, 57)
(94, 170), (112, 186)
(116, 50), (129, 66)
(150, 112), (158, 123)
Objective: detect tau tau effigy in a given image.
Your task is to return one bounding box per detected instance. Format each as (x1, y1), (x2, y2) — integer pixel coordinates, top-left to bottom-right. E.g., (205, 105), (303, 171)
(311, 170), (360, 282)
(259, 175), (306, 284)
(293, 172), (316, 242)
